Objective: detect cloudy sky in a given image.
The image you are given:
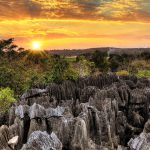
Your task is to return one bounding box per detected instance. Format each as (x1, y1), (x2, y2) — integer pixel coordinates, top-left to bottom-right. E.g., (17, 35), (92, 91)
(0, 0), (150, 49)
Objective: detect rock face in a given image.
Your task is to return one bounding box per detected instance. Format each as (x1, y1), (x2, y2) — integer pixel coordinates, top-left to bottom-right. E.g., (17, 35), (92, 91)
(8, 136), (19, 149)
(128, 119), (150, 150)
(21, 131), (62, 150)
(0, 74), (150, 150)
(0, 125), (10, 149)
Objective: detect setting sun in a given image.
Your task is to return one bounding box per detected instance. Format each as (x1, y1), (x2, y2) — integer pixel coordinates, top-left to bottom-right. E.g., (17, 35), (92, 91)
(32, 41), (41, 50)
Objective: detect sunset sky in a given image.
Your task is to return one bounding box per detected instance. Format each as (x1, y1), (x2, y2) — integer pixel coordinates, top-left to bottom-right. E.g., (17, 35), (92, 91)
(0, 0), (150, 49)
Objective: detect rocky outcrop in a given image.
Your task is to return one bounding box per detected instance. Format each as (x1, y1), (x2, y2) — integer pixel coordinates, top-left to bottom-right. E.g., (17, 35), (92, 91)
(8, 136), (19, 149)
(21, 131), (62, 150)
(0, 112), (9, 126)
(21, 89), (47, 99)
(128, 119), (150, 150)
(0, 125), (10, 149)
(0, 74), (150, 150)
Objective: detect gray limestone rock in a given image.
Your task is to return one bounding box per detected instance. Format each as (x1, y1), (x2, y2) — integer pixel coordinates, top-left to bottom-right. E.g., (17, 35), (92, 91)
(29, 103), (46, 119)
(21, 131), (62, 150)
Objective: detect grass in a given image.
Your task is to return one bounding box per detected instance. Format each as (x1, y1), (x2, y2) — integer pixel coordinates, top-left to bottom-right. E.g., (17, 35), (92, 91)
(65, 56), (76, 62)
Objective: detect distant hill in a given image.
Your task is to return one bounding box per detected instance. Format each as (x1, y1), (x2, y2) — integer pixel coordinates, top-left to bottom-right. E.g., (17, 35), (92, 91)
(45, 47), (150, 56)
(109, 48), (150, 55)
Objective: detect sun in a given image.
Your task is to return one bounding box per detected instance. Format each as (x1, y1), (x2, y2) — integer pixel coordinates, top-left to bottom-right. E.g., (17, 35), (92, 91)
(32, 41), (41, 50)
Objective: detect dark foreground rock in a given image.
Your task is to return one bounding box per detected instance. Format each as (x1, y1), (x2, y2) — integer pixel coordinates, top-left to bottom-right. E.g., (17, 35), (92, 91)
(0, 74), (150, 150)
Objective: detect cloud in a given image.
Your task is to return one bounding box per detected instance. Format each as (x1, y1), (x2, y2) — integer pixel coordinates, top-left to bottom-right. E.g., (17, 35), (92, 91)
(0, 0), (150, 21)
(0, 0), (41, 20)
(98, 0), (150, 21)
(0, 19), (150, 49)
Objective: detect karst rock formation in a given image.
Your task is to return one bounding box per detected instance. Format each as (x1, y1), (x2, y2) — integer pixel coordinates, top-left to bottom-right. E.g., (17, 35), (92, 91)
(0, 74), (150, 150)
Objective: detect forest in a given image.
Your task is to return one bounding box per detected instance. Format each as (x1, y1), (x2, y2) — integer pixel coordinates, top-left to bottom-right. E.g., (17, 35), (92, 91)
(0, 38), (150, 96)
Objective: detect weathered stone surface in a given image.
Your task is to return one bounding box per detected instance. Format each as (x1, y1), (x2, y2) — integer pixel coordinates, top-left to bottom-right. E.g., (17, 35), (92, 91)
(8, 135), (19, 149)
(28, 119), (47, 137)
(0, 112), (9, 126)
(0, 74), (150, 150)
(27, 95), (51, 108)
(46, 106), (65, 117)
(0, 125), (9, 149)
(29, 103), (46, 119)
(15, 105), (29, 119)
(9, 123), (19, 139)
(13, 117), (24, 149)
(80, 86), (98, 103)
(21, 131), (62, 150)
(128, 132), (150, 150)
(128, 119), (150, 150)
(21, 88), (47, 99)
(116, 111), (128, 145)
(70, 117), (88, 150)
(9, 105), (16, 126)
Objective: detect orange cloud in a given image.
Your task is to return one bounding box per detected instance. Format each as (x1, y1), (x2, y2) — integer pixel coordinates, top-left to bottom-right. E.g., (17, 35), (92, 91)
(0, 1), (150, 49)
(0, 0), (150, 21)
(0, 19), (150, 49)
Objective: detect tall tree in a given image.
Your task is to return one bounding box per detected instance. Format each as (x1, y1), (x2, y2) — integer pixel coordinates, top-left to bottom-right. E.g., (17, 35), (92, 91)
(91, 50), (109, 72)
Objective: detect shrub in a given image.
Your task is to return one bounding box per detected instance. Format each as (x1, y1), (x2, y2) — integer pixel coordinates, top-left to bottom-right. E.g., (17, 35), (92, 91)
(76, 56), (95, 77)
(63, 65), (79, 81)
(136, 70), (150, 78)
(0, 87), (16, 112)
(116, 70), (129, 76)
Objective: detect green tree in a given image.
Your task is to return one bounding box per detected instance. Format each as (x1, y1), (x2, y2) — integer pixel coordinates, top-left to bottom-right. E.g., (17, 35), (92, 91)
(0, 87), (16, 112)
(109, 54), (121, 72)
(0, 38), (19, 59)
(91, 50), (109, 72)
(141, 52), (150, 60)
(76, 56), (94, 77)
(26, 51), (48, 64)
(63, 64), (79, 81)
(0, 62), (31, 95)
(45, 55), (69, 83)
(0, 38), (14, 51)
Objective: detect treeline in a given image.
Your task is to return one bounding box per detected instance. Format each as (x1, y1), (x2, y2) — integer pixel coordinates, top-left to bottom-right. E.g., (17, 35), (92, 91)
(109, 52), (150, 72)
(80, 50), (150, 77)
(46, 47), (150, 56)
(0, 38), (150, 96)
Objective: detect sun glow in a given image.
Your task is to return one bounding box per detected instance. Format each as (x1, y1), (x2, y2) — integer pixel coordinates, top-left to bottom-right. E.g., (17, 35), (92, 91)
(32, 41), (41, 50)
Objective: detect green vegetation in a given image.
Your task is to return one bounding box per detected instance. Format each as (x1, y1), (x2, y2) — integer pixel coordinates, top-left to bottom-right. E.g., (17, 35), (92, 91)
(0, 87), (16, 112)
(46, 55), (78, 83)
(91, 50), (109, 72)
(116, 70), (129, 76)
(65, 56), (76, 62)
(0, 38), (149, 99)
(136, 70), (150, 78)
(76, 55), (95, 77)
(109, 53), (150, 77)
(0, 39), (81, 96)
